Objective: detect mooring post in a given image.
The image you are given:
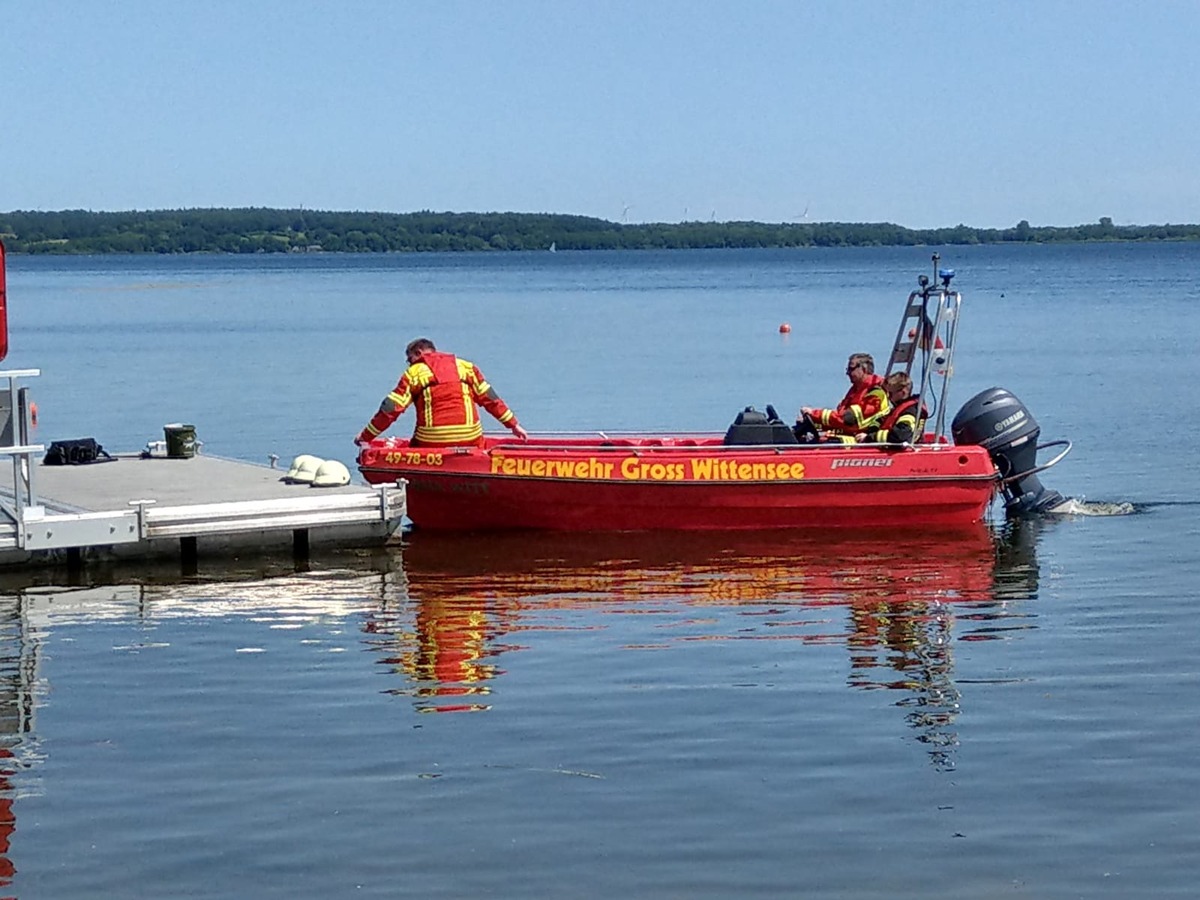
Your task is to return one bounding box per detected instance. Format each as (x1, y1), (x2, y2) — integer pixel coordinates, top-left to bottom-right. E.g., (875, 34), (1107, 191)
(180, 535), (198, 576)
(293, 527), (310, 563)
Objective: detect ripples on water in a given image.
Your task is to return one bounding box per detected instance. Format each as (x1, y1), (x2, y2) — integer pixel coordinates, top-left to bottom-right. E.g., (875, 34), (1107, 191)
(2, 508), (1197, 897)
(1047, 498), (1138, 516)
(2, 244), (1199, 895)
(0, 524), (1054, 896)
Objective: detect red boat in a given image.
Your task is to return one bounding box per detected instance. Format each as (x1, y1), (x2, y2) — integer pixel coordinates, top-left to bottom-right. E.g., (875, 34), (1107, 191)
(358, 256), (1071, 532)
(359, 434), (1000, 530)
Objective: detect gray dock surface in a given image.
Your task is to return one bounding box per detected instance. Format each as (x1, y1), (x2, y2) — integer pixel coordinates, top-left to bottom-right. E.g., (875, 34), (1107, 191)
(26, 453), (360, 510)
(0, 452), (405, 566)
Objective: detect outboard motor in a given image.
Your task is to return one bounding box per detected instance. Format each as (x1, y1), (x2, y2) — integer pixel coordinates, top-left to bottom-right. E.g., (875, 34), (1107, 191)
(951, 387), (1065, 515)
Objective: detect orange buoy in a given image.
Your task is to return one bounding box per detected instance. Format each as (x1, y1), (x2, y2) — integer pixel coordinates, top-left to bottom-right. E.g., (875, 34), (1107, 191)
(29, 401), (38, 427)
(906, 327), (944, 349)
(778, 322), (791, 334)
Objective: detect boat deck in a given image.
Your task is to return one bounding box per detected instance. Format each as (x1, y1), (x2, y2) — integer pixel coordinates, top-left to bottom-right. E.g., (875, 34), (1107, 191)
(0, 451), (406, 568)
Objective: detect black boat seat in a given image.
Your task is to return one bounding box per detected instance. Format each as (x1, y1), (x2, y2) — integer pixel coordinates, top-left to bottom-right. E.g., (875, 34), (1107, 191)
(723, 407), (800, 446)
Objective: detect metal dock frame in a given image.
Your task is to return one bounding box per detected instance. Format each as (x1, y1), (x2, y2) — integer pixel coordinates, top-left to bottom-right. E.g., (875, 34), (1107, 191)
(0, 369), (407, 569)
(0, 369), (44, 538)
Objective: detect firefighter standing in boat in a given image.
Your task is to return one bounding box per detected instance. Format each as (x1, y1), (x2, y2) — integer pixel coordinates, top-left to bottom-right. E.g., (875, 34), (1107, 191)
(355, 338), (529, 447)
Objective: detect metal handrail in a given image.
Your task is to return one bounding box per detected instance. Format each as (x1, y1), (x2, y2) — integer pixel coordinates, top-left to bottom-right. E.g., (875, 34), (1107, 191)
(0, 369), (43, 544)
(997, 440), (1073, 486)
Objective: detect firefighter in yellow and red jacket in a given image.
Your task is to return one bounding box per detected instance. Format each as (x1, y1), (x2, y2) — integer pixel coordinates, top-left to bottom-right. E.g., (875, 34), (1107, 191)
(797, 352), (888, 443)
(858, 372), (926, 444)
(355, 338), (529, 447)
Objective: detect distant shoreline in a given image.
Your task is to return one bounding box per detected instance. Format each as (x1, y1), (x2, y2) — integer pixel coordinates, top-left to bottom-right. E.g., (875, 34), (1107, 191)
(2, 209), (1197, 254)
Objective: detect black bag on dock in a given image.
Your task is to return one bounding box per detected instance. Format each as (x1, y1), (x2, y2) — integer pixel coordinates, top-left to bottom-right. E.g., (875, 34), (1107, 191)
(44, 437), (113, 465)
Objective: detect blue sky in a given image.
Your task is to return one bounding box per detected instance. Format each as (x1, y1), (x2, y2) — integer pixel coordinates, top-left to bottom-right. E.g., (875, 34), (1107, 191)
(4, 1), (1197, 228)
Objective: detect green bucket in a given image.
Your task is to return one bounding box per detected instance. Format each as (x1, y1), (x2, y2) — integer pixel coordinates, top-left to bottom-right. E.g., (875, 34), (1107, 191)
(164, 423), (197, 459)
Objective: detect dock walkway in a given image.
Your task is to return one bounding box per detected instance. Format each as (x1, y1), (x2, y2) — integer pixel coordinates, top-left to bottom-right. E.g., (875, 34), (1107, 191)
(0, 368), (405, 570)
(0, 444), (406, 568)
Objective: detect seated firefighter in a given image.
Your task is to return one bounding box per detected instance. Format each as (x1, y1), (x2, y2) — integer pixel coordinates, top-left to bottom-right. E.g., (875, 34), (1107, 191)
(857, 372), (925, 444)
(794, 352), (889, 445)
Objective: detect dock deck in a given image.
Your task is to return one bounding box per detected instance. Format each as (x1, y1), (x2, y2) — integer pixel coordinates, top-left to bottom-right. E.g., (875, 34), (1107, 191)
(0, 451), (406, 568)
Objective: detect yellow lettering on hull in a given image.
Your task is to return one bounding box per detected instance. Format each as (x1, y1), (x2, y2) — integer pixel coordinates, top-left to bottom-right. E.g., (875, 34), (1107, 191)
(688, 459), (805, 481)
(487, 453), (806, 482)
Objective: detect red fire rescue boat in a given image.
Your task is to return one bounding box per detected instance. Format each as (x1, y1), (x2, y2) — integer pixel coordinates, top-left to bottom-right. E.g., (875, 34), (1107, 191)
(357, 256), (1071, 532)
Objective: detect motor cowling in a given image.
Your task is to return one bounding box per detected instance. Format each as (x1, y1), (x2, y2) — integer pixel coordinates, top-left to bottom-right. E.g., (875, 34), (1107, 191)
(951, 387), (1064, 516)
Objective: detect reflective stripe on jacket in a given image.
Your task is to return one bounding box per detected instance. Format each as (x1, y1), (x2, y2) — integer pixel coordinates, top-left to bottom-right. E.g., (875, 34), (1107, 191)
(865, 396), (924, 444)
(813, 374), (888, 434)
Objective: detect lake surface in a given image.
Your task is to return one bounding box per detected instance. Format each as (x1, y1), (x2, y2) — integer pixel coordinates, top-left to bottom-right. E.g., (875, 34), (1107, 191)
(1, 244), (1197, 897)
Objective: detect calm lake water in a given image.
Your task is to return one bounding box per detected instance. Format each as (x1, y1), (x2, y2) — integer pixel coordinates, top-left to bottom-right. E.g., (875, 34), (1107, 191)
(1, 244), (1198, 897)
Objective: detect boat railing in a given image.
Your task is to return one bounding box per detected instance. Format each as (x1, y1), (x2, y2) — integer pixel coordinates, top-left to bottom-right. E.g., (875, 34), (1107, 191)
(0, 368), (45, 531)
(480, 432), (939, 454)
(996, 439), (1073, 486)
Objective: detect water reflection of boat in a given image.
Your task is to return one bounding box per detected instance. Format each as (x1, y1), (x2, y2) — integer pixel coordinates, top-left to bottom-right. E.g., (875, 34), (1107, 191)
(398, 523), (1041, 607)
(378, 522), (1045, 768)
(0, 521), (1047, 783)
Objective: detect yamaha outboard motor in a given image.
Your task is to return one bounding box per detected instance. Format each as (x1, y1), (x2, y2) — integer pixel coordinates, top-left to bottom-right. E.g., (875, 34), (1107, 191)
(951, 387), (1065, 516)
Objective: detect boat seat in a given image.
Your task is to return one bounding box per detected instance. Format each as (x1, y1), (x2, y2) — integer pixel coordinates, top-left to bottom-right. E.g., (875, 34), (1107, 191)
(723, 422), (800, 445)
(723, 406), (800, 446)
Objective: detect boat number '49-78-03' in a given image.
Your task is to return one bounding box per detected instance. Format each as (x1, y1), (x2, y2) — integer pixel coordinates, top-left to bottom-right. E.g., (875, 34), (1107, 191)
(383, 451), (444, 466)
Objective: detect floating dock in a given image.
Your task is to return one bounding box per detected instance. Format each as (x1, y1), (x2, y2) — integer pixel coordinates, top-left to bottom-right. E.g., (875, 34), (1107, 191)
(0, 451), (406, 568)
(0, 370), (405, 570)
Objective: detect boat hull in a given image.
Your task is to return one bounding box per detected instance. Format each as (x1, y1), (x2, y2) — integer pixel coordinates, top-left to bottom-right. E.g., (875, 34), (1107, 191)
(358, 435), (998, 532)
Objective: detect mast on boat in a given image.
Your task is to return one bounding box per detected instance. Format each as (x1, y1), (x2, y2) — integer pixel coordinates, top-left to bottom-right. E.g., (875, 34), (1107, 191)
(884, 253), (960, 440)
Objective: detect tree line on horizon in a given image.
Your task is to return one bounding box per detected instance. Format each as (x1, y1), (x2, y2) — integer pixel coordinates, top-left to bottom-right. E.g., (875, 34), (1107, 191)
(0, 208), (1197, 254)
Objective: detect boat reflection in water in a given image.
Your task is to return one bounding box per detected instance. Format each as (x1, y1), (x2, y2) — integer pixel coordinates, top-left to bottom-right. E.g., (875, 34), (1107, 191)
(0, 516), (1050, 894)
(378, 519), (1046, 766)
